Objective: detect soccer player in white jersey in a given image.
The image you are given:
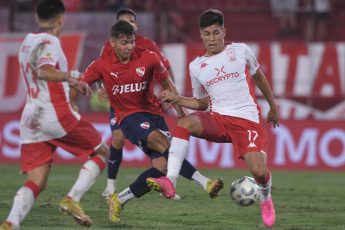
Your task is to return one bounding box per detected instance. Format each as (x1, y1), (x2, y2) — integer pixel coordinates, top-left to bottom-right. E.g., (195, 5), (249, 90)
(0, 0), (110, 229)
(147, 9), (279, 228)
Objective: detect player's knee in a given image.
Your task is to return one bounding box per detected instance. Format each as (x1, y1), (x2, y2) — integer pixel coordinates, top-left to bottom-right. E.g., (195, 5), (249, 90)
(112, 137), (125, 148)
(176, 115), (201, 136)
(112, 131), (126, 148)
(147, 130), (170, 151)
(176, 116), (191, 129)
(159, 137), (170, 150)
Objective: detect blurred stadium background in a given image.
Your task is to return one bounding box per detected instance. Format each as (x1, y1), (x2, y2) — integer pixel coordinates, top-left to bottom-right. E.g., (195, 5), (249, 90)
(0, 0), (345, 171)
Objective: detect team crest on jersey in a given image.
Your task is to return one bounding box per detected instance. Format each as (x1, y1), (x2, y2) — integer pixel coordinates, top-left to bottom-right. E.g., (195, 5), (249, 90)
(136, 67), (145, 77)
(200, 62), (208, 69)
(226, 48), (236, 62)
(140, 122), (150, 129)
(110, 117), (117, 125)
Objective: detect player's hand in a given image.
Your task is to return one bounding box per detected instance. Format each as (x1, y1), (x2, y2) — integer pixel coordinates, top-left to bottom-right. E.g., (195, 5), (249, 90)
(67, 76), (93, 97)
(266, 108), (280, 128)
(161, 90), (176, 103)
(98, 86), (109, 102)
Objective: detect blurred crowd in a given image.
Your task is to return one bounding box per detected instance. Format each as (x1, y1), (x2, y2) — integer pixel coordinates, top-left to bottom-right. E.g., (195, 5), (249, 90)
(0, 0), (158, 12)
(270, 0), (334, 41)
(0, 0), (344, 42)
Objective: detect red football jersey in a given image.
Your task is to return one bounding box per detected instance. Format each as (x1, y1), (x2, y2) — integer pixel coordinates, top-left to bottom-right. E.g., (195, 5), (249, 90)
(101, 33), (170, 69)
(83, 47), (169, 124)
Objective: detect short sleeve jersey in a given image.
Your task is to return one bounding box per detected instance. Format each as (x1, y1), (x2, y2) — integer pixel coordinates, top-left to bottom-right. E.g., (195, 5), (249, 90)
(83, 47), (169, 124)
(18, 32), (80, 143)
(101, 33), (170, 69)
(189, 43), (261, 123)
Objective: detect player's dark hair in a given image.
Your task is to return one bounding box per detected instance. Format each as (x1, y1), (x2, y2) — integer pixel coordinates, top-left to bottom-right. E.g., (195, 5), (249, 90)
(110, 19), (136, 39)
(36, 0), (65, 21)
(199, 9), (224, 28)
(116, 8), (137, 21)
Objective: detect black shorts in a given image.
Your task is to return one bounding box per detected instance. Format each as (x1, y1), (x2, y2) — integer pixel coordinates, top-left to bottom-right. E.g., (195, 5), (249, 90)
(120, 112), (171, 159)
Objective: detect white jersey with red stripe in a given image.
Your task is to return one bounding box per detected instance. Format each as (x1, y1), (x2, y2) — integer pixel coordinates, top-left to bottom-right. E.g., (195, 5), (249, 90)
(189, 43), (261, 123)
(18, 32), (80, 144)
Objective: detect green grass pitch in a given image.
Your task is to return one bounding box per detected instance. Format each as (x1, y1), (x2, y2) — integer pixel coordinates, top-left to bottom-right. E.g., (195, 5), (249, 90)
(1, 164), (345, 230)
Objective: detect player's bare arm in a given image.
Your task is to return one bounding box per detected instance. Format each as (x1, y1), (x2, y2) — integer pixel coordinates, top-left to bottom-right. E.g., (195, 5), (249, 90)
(163, 67), (176, 110)
(161, 89), (209, 111)
(38, 66), (93, 97)
(37, 65), (69, 82)
(252, 70), (280, 128)
(167, 67), (175, 84)
(160, 77), (186, 117)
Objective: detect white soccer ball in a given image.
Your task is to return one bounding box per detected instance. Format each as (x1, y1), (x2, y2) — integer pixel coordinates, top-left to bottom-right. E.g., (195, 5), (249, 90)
(230, 176), (260, 207)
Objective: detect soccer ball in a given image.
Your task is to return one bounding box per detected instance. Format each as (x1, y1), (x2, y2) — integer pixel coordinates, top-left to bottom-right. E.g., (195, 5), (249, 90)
(230, 176), (260, 207)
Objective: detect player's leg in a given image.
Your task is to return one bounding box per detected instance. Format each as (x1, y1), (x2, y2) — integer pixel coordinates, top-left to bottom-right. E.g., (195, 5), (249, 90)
(148, 112), (223, 199)
(103, 107), (126, 197)
(107, 113), (169, 221)
(244, 151), (275, 228)
(103, 129), (126, 197)
(108, 155), (167, 222)
(3, 143), (52, 230)
(124, 128), (171, 197)
(108, 131), (168, 222)
(165, 114), (202, 186)
(53, 118), (109, 227)
(232, 117), (275, 228)
(162, 149), (223, 199)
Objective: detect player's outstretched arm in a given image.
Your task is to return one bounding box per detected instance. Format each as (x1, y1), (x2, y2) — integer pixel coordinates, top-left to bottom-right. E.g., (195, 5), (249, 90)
(161, 88), (209, 111)
(38, 66), (93, 98)
(252, 70), (280, 128)
(37, 65), (69, 82)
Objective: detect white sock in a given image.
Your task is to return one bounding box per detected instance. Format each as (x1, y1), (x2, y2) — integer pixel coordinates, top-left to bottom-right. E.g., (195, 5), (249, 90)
(68, 157), (104, 202)
(166, 137), (189, 188)
(117, 187), (135, 204)
(106, 179), (117, 193)
(191, 171), (210, 191)
(6, 187), (35, 229)
(257, 176), (272, 202)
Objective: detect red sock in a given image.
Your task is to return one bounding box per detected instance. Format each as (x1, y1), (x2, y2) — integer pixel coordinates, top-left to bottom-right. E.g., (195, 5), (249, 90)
(254, 170), (271, 184)
(23, 180), (40, 199)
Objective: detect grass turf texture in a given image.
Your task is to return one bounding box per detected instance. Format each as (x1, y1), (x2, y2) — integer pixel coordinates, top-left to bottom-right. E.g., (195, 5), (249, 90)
(0, 164), (345, 230)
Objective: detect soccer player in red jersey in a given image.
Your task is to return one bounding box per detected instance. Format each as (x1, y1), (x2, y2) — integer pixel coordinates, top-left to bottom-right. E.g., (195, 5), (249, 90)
(147, 9), (279, 228)
(0, 1), (109, 229)
(71, 19), (223, 222)
(99, 8), (174, 197)
(94, 9), (221, 202)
